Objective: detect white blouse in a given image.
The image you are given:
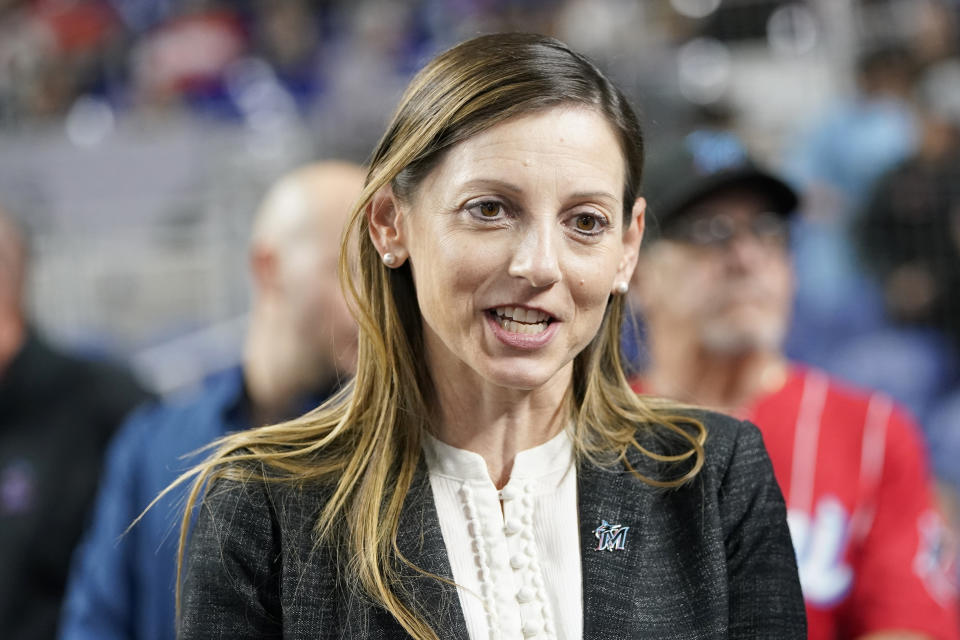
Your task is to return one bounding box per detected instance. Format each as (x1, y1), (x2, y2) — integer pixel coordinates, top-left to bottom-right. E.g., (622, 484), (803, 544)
(422, 430), (583, 640)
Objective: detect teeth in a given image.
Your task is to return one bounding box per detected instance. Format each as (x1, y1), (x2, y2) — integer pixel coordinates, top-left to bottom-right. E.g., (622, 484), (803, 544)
(492, 306), (552, 334)
(501, 318), (548, 334)
(494, 306), (550, 324)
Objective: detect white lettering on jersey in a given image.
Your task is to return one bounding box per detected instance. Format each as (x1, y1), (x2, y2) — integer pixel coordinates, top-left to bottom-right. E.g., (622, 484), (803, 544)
(788, 496), (853, 606)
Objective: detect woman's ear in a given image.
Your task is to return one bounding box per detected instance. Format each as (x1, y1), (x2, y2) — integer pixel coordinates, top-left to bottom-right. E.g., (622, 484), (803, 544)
(366, 183), (409, 267)
(616, 197), (646, 284)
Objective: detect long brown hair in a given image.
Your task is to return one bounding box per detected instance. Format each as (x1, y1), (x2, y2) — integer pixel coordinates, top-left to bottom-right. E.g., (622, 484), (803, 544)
(170, 33), (706, 640)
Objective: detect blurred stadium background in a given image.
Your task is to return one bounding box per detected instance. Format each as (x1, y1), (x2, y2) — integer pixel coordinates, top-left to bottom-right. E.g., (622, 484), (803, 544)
(0, 0), (957, 402)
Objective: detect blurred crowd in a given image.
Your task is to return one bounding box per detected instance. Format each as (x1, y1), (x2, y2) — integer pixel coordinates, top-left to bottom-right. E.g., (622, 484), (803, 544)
(0, 0), (590, 130)
(3, 0), (952, 137)
(2, 0), (960, 637)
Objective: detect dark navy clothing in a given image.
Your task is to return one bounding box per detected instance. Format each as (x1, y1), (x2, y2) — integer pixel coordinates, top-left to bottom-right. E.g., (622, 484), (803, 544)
(0, 333), (151, 640)
(58, 366), (327, 640)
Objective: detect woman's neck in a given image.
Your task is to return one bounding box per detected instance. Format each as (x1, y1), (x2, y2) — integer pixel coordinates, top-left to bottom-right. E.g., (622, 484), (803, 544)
(430, 366), (571, 490)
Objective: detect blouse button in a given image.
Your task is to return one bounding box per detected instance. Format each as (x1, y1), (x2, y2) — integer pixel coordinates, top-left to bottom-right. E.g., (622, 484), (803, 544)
(499, 486), (518, 501)
(516, 586), (535, 603)
(522, 619), (543, 637)
(504, 518), (523, 535)
(510, 554), (529, 569)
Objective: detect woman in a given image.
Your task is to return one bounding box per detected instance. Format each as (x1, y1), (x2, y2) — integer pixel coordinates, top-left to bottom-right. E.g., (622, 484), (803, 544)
(175, 33), (805, 639)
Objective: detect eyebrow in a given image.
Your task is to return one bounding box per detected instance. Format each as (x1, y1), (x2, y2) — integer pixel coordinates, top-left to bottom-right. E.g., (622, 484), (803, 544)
(459, 179), (619, 204)
(459, 178), (524, 195)
(569, 190), (619, 204)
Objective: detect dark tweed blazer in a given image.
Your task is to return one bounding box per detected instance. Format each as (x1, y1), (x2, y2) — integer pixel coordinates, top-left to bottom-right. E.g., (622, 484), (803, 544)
(179, 412), (806, 639)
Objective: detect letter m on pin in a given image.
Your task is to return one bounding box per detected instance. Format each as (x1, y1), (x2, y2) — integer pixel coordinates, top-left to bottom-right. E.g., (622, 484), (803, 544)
(593, 519), (629, 551)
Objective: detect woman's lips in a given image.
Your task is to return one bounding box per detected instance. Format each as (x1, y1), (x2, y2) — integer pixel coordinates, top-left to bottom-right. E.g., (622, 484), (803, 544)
(486, 306), (559, 349)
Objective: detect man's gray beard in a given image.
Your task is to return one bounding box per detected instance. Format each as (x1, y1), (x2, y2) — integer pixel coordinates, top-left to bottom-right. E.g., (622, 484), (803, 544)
(700, 318), (786, 356)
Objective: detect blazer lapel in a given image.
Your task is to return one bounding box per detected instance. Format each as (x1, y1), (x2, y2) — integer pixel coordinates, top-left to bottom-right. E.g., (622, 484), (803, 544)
(578, 455), (655, 639)
(393, 460), (470, 640)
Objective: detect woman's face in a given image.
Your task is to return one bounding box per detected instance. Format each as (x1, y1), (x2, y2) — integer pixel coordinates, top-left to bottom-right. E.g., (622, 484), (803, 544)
(380, 106), (643, 393)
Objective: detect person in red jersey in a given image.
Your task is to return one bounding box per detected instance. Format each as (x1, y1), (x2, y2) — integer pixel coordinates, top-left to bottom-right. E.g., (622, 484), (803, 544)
(629, 130), (960, 640)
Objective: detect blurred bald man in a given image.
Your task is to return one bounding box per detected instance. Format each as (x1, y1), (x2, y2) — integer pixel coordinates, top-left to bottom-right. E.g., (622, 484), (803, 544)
(59, 161), (366, 640)
(0, 207), (152, 640)
(244, 161), (362, 423)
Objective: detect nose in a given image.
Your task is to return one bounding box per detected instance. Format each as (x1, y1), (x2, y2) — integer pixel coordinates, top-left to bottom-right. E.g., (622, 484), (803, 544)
(725, 231), (770, 273)
(508, 219), (562, 288)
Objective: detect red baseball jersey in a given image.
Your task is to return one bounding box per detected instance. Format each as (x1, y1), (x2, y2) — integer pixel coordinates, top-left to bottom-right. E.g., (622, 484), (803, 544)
(633, 365), (959, 639)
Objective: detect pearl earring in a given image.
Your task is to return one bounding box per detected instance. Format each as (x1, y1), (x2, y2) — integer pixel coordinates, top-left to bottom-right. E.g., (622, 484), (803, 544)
(382, 252), (397, 267)
(614, 281), (629, 295)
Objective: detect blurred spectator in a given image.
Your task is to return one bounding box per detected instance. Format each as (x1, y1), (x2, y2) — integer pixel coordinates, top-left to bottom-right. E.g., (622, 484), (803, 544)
(852, 58), (960, 575)
(856, 58), (960, 347)
(0, 0), (126, 123)
(835, 58), (960, 423)
(249, 0), (326, 103)
(808, 54), (960, 419)
(629, 132), (959, 640)
(130, 5), (247, 115)
(58, 160), (364, 640)
(787, 44), (919, 216)
(0, 203), (152, 640)
(906, 0), (959, 67)
(784, 43), (920, 368)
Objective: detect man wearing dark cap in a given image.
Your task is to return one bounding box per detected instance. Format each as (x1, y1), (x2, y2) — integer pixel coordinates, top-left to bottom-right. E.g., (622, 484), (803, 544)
(629, 131), (959, 640)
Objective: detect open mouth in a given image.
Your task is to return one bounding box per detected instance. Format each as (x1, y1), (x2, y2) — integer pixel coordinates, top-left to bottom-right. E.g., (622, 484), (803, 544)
(488, 306), (555, 335)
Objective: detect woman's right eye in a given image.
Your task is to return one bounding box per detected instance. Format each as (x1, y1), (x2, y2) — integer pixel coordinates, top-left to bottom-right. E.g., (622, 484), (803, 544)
(467, 200), (505, 219)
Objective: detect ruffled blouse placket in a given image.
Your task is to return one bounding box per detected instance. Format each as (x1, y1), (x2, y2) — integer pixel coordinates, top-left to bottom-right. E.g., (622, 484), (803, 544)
(423, 431), (581, 640)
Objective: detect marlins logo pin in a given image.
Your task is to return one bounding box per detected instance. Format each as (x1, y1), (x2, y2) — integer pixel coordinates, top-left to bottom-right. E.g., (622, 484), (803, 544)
(593, 519), (629, 551)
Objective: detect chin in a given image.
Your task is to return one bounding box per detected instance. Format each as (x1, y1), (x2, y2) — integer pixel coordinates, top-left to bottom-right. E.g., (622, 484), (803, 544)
(475, 357), (572, 393)
(482, 368), (554, 392)
(701, 319), (786, 356)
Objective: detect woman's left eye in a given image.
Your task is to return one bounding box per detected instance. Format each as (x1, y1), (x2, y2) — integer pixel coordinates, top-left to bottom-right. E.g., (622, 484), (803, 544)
(572, 213), (607, 234)
(467, 201), (504, 219)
